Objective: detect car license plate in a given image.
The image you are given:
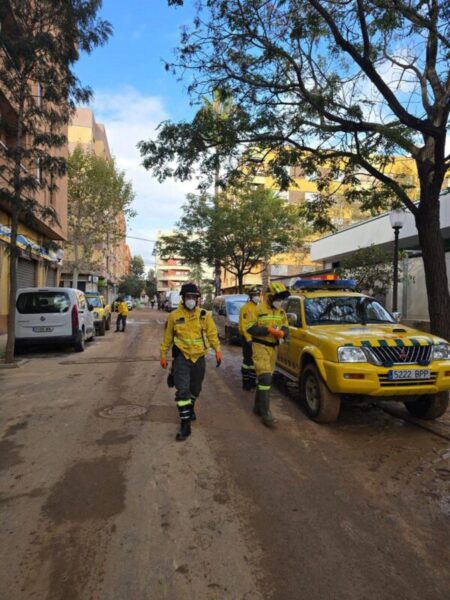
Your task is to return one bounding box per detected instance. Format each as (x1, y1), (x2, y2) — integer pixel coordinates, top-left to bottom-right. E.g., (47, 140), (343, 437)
(32, 326), (54, 333)
(388, 369), (431, 380)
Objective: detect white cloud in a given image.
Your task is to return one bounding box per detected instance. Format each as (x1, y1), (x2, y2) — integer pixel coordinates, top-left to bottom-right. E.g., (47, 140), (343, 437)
(89, 86), (198, 266)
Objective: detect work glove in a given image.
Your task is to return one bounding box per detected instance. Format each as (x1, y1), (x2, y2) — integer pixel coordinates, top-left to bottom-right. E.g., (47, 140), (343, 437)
(160, 357), (168, 369)
(267, 326), (285, 339)
(215, 351), (222, 367)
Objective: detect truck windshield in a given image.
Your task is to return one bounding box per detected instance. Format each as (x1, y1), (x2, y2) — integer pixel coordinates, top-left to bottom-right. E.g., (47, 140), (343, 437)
(304, 296), (395, 325)
(86, 297), (102, 307)
(226, 299), (246, 315)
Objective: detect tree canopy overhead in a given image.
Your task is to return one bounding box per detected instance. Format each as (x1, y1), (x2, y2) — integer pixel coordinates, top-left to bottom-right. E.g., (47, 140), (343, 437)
(143, 0), (450, 339)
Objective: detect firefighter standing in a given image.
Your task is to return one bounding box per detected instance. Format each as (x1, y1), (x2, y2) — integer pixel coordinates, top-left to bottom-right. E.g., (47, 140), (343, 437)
(160, 283), (222, 441)
(238, 286), (261, 390)
(115, 297), (128, 332)
(247, 282), (290, 427)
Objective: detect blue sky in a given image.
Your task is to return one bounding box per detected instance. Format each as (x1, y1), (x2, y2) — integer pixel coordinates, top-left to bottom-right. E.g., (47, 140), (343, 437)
(74, 0), (199, 267)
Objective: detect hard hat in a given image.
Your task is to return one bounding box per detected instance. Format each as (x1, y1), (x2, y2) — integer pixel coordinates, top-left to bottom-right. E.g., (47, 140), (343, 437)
(248, 286), (261, 296)
(180, 282), (201, 296)
(267, 282), (290, 300)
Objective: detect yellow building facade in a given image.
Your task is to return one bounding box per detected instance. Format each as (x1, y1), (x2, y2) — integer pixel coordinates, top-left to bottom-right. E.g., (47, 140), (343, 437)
(61, 108), (131, 301)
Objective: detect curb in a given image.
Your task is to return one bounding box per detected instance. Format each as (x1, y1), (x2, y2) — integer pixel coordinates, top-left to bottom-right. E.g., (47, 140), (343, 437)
(0, 359), (29, 369)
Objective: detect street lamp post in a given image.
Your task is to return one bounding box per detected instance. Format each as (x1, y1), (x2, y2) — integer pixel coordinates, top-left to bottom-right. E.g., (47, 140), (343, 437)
(389, 209), (407, 312)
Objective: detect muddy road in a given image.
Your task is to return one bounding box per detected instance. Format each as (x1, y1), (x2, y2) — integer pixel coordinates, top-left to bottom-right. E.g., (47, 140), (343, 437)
(1, 308), (449, 599)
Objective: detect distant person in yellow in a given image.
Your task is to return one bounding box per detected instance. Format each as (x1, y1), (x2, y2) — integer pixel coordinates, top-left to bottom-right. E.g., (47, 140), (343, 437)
(239, 286), (261, 390)
(115, 297), (128, 332)
(160, 283), (222, 441)
(247, 282), (290, 427)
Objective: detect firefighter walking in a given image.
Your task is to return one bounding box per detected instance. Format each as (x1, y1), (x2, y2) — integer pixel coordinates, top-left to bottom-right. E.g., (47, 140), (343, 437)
(238, 286), (261, 390)
(247, 282), (290, 427)
(160, 283), (222, 441)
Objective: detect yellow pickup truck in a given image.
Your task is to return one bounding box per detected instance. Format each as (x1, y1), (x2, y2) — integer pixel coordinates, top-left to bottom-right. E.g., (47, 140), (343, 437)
(276, 280), (450, 423)
(85, 292), (111, 336)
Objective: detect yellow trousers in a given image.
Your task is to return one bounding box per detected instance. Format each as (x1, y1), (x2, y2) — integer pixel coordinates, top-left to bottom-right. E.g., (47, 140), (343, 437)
(252, 343), (277, 376)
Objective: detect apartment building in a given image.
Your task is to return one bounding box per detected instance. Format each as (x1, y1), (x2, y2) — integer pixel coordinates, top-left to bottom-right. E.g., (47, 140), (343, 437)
(220, 154), (420, 293)
(155, 230), (214, 296)
(60, 108), (131, 302)
(0, 3), (68, 333)
(155, 230), (192, 293)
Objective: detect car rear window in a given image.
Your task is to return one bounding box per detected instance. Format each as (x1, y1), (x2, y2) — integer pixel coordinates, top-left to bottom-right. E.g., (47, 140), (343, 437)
(17, 291), (71, 314)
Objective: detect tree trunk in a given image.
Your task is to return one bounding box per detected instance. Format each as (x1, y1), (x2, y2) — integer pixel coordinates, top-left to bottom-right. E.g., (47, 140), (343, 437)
(237, 271), (244, 294)
(261, 261), (269, 291)
(72, 265), (79, 290)
(213, 160), (221, 297)
(5, 214), (19, 363)
(415, 201), (450, 340)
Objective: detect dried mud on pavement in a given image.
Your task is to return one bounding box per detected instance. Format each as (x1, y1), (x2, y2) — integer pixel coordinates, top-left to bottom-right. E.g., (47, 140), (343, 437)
(1, 308), (449, 600)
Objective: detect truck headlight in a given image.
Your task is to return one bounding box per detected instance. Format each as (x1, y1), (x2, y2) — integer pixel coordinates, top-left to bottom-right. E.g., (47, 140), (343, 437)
(338, 346), (367, 363)
(432, 343), (450, 360)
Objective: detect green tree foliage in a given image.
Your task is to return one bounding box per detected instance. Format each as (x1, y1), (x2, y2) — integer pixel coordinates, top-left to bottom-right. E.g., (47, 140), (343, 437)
(131, 255), (145, 278)
(338, 246), (394, 299)
(145, 268), (157, 299)
(0, 0), (111, 361)
(118, 255), (146, 298)
(67, 146), (135, 288)
(149, 0), (450, 339)
(157, 185), (306, 293)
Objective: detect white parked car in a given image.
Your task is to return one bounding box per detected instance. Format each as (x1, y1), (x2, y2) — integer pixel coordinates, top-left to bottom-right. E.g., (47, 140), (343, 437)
(15, 287), (95, 353)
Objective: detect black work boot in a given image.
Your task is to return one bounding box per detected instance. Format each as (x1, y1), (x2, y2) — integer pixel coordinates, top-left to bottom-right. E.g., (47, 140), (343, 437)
(260, 395), (276, 428)
(190, 399), (197, 421)
(176, 420), (191, 441)
(253, 391), (262, 415)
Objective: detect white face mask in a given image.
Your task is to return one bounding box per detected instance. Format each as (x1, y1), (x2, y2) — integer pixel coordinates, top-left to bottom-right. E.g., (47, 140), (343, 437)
(272, 300), (282, 309)
(185, 299), (196, 310)
(251, 296), (261, 304)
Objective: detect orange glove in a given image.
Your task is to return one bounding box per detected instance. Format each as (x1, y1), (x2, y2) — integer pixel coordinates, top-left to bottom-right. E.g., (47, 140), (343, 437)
(215, 351), (222, 367)
(267, 326), (285, 339)
(160, 357), (168, 369)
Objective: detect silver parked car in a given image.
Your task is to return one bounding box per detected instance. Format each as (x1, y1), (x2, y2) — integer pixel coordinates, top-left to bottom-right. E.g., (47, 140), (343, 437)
(212, 294), (248, 344)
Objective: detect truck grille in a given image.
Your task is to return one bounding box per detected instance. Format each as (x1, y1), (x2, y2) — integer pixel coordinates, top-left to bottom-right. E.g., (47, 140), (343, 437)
(369, 344), (432, 366)
(378, 372), (437, 387)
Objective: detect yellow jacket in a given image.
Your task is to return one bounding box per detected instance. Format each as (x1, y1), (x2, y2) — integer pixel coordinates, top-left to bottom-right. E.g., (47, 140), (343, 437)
(247, 299), (289, 346)
(118, 301), (129, 316)
(160, 305), (220, 362)
(239, 299), (259, 343)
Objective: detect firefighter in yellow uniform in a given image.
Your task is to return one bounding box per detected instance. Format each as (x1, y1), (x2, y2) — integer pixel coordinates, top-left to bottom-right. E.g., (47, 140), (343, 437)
(247, 282), (290, 426)
(115, 297), (129, 332)
(160, 283), (222, 441)
(239, 286), (261, 390)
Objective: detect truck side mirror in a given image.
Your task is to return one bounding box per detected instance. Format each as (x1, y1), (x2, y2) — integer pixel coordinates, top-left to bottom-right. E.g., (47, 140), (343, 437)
(287, 312), (300, 327)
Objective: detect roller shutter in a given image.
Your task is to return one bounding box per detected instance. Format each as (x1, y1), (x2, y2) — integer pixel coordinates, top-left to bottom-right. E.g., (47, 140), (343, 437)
(46, 267), (56, 287)
(16, 258), (36, 289)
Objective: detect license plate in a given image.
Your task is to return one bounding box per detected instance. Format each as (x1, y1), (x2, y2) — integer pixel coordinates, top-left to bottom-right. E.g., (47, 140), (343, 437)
(32, 326), (54, 333)
(388, 369), (431, 380)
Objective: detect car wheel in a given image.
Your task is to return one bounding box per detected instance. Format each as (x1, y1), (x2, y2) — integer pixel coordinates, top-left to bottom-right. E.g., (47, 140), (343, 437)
(74, 329), (85, 352)
(404, 392), (449, 420)
(301, 363), (341, 423)
(105, 316), (111, 331)
(99, 319), (106, 336)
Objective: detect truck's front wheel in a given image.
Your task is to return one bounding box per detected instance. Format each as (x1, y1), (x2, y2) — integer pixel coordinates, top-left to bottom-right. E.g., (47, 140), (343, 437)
(301, 364), (341, 423)
(404, 392), (449, 420)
